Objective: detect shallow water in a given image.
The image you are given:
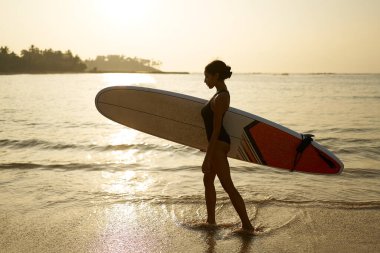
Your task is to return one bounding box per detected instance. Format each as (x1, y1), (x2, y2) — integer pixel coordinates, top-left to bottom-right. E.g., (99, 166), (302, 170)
(1, 73), (380, 252)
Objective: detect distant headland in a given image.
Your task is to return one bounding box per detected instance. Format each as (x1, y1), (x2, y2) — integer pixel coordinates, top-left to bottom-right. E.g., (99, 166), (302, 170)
(0, 45), (188, 74)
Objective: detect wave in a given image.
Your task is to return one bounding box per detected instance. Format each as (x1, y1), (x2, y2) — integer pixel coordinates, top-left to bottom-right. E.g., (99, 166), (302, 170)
(0, 138), (194, 153)
(103, 193), (380, 210)
(318, 127), (379, 134)
(0, 162), (141, 171)
(2, 135), (379, 156)
(246, 198), (380, 210)
(317, 136), (380, 144)
(0, 162), (206, 175)
(0, 163), (108, 171)
(0, 139), (78, 150)
(1, 162), (379, 210)
(310, 136), (380, 157)
(341, 168), (380, 178)
(3, 161), (377, 176)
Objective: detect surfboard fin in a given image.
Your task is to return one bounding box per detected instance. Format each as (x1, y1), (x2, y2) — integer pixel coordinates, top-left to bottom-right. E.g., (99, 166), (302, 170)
(291, 134), (315, 172)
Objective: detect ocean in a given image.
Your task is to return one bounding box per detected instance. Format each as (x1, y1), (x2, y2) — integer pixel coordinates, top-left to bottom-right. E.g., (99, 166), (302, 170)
(1, 73), (379, 252)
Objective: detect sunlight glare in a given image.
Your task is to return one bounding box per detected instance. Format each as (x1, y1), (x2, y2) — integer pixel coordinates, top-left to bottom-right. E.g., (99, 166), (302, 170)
(111, 149), (138, 165)
(102, 73), (156, 86)
(110, 128), (139, 146)
(96, 0), (149, 22)
(102, 171), (153, 194)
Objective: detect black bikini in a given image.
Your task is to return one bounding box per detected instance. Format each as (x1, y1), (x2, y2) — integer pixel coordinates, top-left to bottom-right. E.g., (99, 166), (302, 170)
(201, 90), (231, 144)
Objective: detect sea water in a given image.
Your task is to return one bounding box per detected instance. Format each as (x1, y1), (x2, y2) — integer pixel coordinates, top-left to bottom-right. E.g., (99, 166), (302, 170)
(1, 73), (380, 252)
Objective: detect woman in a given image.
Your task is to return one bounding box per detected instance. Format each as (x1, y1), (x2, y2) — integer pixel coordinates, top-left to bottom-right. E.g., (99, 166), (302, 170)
(201, 60), (254, 231)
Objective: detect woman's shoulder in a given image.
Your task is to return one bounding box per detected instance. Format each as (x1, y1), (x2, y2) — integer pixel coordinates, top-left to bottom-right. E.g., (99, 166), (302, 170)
(213, 91), (230, 108)
(215, 90), (230, 100)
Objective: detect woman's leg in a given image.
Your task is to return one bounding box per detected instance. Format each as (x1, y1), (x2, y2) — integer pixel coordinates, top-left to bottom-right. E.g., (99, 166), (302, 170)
(214, 144), (253, 230)
(203, 171), (217, 224)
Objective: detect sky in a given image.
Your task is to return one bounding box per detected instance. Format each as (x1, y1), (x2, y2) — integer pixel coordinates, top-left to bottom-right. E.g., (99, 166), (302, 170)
(1, 0), (379, 73)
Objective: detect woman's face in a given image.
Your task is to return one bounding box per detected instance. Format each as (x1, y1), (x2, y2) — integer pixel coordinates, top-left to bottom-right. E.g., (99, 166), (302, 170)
(204, 72), (218, 89)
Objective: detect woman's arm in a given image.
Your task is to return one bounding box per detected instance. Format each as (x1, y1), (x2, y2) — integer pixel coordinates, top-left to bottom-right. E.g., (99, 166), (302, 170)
(202, 93), (229, 173)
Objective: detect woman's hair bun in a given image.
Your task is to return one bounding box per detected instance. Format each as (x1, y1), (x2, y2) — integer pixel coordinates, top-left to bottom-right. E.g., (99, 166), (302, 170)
(224, 65), (232, 79)
(205, 60), (233, 81)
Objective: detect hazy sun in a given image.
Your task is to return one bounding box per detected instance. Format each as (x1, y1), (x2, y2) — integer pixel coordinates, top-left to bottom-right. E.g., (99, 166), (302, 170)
(96, 0), (149, 22)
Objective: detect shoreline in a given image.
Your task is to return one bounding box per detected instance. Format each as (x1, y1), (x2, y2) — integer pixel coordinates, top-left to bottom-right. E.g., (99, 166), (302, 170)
(88, 70), (190, 74)
(1, 72), (379, 76)
(1, 201), (379, 253)
(0, 71), (190, 75)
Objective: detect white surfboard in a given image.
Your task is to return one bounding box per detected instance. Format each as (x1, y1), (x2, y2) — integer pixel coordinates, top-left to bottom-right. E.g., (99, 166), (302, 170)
(95, 86), (344, 174)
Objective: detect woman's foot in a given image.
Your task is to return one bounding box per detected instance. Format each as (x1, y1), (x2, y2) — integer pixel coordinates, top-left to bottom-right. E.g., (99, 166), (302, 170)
(242, 224), (254, 231)
(232, 226), (255, 236)
(206, 219), (216, 225)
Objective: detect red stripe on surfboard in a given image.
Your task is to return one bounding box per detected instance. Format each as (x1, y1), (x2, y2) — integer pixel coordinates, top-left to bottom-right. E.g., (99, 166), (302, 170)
(244, 121), (340, 173)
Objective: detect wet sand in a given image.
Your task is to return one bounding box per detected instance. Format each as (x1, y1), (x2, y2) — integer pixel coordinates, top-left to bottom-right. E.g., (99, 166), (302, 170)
(1, 202), (379, 253)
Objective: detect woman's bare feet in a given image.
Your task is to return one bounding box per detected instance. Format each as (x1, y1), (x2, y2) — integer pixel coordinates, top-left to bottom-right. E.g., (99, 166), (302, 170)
(232, 226), (255, 236)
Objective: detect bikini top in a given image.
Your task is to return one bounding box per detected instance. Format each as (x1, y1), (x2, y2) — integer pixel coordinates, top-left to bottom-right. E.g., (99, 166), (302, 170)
(201, 90), (231, 144)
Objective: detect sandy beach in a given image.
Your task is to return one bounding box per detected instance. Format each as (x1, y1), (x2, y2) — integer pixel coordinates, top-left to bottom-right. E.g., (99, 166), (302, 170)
(1, 201), (379, 253)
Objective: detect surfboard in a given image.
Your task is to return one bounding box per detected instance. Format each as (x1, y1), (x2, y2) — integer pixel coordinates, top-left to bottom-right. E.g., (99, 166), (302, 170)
(95, 86), (344, 174)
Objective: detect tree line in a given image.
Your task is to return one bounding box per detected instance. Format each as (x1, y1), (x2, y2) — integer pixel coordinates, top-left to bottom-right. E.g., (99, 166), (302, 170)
(0, 45), (161, 74)
(0, 45), (86, 73)
(85, 55), (162, 73)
